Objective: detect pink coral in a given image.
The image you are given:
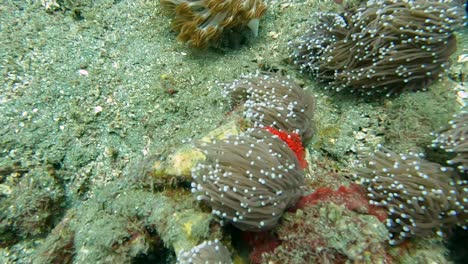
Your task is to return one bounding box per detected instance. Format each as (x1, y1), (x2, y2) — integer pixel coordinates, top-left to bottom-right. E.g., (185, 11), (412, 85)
(241, 231), (281, 264)
(295, 183), (387, 222)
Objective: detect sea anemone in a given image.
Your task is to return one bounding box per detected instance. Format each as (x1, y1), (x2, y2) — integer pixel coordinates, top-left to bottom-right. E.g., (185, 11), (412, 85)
(191, 128), (304, 231)
(290, 0), (464, 95)
(222, 73), (315, 142)
(178, 240), (232, 264)
(357, 147), (468, 245)
(432, 111), (468, 172)
(160, 0), (267, 48)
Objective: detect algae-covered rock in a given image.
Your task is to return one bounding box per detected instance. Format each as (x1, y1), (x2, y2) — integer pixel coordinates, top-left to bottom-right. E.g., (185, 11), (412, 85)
(319, 203), (388, 262)
(152, 147), (206, 179)
(152, 120), (243, 180)
(263, 202), (389, 264)
(33, 184), (218, 263)
(0, 168), (65, 246)
(389, 237), (451, 264)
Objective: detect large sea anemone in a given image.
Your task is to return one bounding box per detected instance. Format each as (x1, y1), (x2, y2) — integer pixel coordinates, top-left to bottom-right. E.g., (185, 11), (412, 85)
(432, 111), (468, 172)
(291, 0), (464, 95)
(222, 73), (315, 142)
(191, 128), (304, 231)
(357, 147), (468, 245)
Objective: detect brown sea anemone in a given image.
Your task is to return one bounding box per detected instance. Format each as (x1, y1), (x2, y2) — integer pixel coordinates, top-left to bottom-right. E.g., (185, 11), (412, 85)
(191, 128), (304, 231)
(291, 0), (464, 95)
(357, 147), (468, 245)
(178, 240), (232, 264)
(160, 0), (267, 48)
(432, 111), (468, 172)
(222, 73), (316, 142)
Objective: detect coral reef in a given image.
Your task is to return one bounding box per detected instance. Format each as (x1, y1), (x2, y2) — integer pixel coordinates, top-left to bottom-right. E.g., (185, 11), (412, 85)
(7, 1), (467, 262)
(290, 0), (464, 95)
(152, 71), (314, 233)
(178, 239), (232, 264)
(160, 0), (267, 48)
(33, 211), (76, 264)
(191, 128), (304, 231)
(357, 147), (468, 245)
(432, 111), (468, 171)
(152, 146), (207, 179)
(222, 73), (315, 142)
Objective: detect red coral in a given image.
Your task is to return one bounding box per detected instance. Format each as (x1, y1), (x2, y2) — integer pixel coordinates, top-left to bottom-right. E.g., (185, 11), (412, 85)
(295, 183), (387, 222)
(264, 126), (308, 169)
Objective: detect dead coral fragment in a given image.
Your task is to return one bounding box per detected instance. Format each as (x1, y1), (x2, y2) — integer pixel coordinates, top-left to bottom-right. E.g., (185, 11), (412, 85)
(161, 0), (267, 48)
(191, 128), (304, 231)
(358, 147), (468, 245)
(291, 0), (464, 95)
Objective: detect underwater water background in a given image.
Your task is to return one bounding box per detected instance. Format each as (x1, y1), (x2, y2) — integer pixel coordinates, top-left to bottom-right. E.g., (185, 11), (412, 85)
(0, 0), (467, 263)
